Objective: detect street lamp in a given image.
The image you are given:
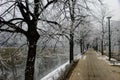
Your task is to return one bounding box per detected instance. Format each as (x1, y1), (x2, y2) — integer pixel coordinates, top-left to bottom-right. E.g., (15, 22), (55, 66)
(107, 16), (111, 61)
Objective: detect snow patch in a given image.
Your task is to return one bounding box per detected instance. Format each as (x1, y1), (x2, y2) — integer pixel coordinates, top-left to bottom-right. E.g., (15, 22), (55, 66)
(77, 73), (80, 76)
(98, 55), (112, 65)
(41, 54), (82, 80)
(82, 56), (86, 60)
(97, 55), (120, 66)
(75, 54), (82, 60)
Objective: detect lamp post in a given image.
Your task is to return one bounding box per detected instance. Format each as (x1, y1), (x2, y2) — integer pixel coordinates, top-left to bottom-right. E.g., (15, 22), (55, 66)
(107, 16), (111, 61)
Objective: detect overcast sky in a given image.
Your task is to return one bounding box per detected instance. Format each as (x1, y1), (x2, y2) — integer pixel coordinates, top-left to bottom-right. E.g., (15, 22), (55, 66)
(103, 0), (120, 20)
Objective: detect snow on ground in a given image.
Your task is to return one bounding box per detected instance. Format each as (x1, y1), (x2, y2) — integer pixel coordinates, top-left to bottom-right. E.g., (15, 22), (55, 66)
(75, 54), (82, 60)
(82, 56), (87, 60)
(97, 52), (120, 66)
(96, 52), (101, 56)
(41, 54), (82, 80)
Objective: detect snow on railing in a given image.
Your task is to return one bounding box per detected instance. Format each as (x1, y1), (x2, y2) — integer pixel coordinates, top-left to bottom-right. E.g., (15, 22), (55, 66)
(41, 61), (69, 80)
(41, 54), (81, 80)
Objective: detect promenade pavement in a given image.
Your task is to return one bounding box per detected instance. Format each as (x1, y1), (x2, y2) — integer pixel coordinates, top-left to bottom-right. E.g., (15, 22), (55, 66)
(67, 49), (120, 80)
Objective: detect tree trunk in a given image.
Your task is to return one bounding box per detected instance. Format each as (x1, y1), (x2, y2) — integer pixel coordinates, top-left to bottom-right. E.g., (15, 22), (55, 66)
(101, 21), (104, 55)
(80, 44), (83, 53)
(69, 33), (74, 63)
(80, 39), (83, 53)
(118, 40), (120, 54)
(25, 43), (36, 80)
(80, 42), (83, 54)
(95, 38), (98, 51)
(83, 40), (85, 52)
(25, 29), (40, 80)
(101, 38), (104, 55)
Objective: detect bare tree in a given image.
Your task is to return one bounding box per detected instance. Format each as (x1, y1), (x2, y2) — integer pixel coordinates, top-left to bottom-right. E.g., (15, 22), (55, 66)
(61, 0), (89, 63)
(94, 5), (110, 54)
(85, 0), (110, 54)
(0, 0), (60, 80)
(0, 0), (109, 79)
(78, 23), (92, 53)
(98, 6), (109, 55)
